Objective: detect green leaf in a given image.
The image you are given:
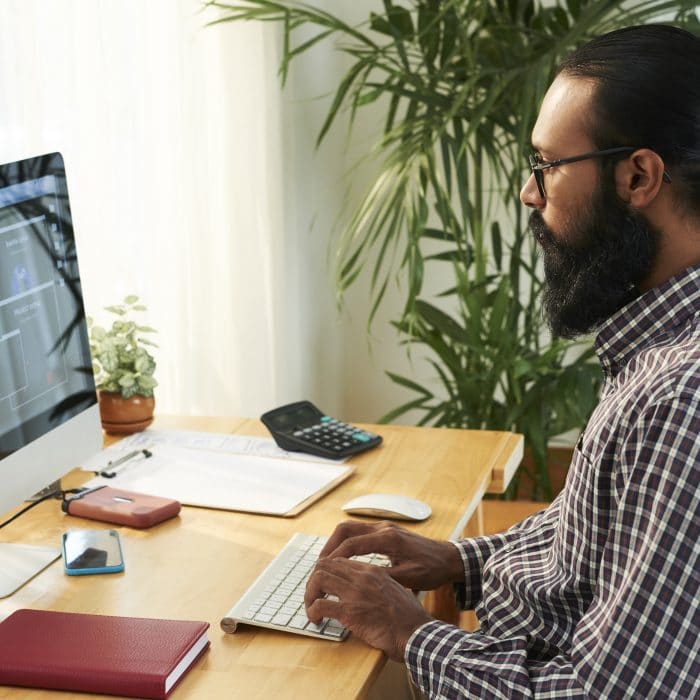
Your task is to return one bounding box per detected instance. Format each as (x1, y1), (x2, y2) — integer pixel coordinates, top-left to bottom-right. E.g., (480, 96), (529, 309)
(369, 11), (392, 36)
(356, 86), (383, 107)
(421, 227), (450, 242)
(138, 375), (158, 390)
(417, 0), (440, 67)
(118, 373), (136, 388)
(566, 0), (582, 18)
(105, 305), (126, 316)
(513, 358), (533, 379)
(317, 56), (371, 147)
(385, 4), (413, 39)
(491, 221), (503, 272)
(385, 370), (432, 396)
(415, 300), (466, 344)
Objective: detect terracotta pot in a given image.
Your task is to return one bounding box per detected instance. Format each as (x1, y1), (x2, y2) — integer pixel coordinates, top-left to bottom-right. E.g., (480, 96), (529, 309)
(98, 391), (155, 435)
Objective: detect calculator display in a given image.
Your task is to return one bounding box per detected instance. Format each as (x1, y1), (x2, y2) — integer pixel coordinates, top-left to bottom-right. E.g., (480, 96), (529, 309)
(266, 404), (320, 433)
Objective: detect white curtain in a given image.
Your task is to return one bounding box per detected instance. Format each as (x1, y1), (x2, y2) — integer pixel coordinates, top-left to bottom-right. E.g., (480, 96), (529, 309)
(0, 0), (353, 418)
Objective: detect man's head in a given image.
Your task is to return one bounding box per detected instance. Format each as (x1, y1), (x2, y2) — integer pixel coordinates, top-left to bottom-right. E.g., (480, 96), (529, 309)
(520, 24), (700, 339)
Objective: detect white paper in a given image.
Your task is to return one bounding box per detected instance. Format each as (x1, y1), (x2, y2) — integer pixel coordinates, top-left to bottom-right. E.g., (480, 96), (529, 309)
(80, 443), (351, 515)
(107, 428), (345, 464)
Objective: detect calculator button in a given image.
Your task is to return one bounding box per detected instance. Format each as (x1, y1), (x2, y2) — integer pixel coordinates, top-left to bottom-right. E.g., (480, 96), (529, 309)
(321, 416), (331, 423)
(352, 433), (371, 443)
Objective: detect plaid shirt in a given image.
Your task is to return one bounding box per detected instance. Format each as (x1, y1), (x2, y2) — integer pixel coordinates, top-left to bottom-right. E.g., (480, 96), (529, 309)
(406, 264), (700, 699)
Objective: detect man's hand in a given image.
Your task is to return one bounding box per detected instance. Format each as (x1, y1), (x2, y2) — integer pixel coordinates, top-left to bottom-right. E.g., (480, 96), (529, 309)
(304, 556), (432, 661)
(318, 519), (465, 591)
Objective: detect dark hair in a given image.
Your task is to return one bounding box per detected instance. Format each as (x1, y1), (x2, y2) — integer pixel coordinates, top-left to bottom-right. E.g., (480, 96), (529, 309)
(557, 24), (700, 216)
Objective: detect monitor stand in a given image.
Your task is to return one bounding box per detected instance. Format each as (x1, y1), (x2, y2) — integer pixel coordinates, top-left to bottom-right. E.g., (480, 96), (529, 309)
(0, 544), (61, 598)
(0, 479), (63, 598)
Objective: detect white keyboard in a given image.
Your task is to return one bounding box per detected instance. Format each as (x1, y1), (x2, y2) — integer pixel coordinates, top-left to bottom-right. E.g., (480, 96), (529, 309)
(220, 533), (390, 641)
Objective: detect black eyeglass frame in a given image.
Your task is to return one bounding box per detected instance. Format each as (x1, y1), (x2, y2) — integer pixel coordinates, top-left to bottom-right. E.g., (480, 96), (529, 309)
(528, 146), (672, 198)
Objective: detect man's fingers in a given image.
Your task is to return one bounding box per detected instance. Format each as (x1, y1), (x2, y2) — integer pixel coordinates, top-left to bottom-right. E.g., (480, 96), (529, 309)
(304, 558), (377, 614)
(319, 520), (386, 558)
(329, 528), (397, 560)
(322, 520), (406, 560)
(304, 560), (358, 623)
(305, 596), (342, 625)
(304, 559), (352, 610)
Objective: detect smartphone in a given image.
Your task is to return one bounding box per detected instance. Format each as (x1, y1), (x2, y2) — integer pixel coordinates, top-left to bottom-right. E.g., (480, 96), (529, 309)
(62, 529), (125, 576)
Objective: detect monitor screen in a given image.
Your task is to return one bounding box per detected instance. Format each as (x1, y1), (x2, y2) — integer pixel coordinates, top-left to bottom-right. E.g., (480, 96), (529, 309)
(0, 153), (102, 596)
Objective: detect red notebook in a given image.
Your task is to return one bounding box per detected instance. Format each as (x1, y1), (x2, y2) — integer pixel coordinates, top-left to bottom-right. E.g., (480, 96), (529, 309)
(0, 609), (210, 699)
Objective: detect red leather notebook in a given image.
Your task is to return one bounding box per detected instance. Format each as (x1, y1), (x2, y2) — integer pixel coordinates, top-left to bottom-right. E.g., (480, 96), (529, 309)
(0, 609), (210, 699)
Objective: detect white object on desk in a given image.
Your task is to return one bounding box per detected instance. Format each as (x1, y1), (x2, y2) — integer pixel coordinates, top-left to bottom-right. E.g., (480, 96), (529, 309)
(80, 443), (352, 517)
(341, 493), (432, 521)
(0, 544), (60, 598)
(114, 428), (346, 464)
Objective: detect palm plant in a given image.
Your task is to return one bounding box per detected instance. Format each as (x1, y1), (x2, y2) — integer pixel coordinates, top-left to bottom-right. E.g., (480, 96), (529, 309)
(207, 0), (699, 499)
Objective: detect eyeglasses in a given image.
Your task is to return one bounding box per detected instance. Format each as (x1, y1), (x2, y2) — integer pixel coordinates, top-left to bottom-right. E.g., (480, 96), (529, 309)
(528, 147), (671, 198)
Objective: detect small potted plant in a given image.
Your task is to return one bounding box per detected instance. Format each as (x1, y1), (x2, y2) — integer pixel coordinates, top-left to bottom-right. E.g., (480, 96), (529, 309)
(88, 295), (158, 434)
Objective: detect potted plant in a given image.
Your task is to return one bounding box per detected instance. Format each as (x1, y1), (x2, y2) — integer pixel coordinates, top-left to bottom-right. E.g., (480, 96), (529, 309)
(88, 295), (158, 435)
(210, 0), (699, 499)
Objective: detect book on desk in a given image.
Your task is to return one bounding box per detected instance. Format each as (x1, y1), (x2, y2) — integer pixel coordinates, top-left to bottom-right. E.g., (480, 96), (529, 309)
(0, 609), (209, 699)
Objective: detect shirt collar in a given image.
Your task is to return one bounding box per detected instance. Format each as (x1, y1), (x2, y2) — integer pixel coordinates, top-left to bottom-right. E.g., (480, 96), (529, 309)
(594, 263), (700, 376)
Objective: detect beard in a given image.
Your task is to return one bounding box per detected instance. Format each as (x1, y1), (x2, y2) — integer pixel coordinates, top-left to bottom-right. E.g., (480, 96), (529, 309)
(529, 180), (660, 339)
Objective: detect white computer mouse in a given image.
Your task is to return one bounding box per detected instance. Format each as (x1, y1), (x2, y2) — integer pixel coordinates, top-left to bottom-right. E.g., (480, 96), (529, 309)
(341, 493), (432, 521)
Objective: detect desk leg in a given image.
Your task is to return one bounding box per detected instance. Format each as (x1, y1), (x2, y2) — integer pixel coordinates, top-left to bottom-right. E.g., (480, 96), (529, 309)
(423, 501), (485, 628)
(462, 501), (484, 538)
(423, 584), (460, 626)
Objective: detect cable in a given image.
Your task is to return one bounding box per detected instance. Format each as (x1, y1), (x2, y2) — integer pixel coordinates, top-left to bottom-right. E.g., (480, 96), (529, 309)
(0, 488), (85, 530)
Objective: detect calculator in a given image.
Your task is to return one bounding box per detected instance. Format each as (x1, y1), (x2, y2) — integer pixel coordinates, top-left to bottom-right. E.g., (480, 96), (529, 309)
(260, 401), (382, 459)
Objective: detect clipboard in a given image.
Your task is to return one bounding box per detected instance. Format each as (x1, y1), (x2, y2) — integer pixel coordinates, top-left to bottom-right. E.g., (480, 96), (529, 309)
(81, 442), (354, 517)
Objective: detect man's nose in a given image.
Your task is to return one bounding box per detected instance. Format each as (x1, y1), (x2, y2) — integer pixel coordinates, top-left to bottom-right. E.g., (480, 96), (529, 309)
(520, 173), (545, 209)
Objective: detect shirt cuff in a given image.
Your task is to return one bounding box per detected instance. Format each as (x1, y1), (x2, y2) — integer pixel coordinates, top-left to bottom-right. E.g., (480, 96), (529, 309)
(405, 620), (468, 698)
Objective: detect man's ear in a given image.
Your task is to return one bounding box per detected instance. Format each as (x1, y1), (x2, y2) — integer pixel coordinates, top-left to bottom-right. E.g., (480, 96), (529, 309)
(615, 148), (667, 208)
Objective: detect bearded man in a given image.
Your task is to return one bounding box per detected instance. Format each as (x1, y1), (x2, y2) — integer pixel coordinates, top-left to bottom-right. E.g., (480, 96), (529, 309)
(304, 24), (700, 699)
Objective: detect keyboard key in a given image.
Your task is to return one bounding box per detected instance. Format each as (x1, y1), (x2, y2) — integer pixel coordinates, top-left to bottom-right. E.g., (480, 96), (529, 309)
(324, 621), (346, 638)
(289, 615), (309, 629)
(305, 620), (327, 634)
(272, 612), (293, 626)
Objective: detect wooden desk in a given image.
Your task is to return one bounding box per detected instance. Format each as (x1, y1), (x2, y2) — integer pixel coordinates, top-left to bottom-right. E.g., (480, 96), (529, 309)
(0, 416), (522, 699)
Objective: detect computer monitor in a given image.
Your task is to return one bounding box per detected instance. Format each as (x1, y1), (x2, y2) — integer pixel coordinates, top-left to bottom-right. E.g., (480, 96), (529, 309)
(0, 152), (102, 597)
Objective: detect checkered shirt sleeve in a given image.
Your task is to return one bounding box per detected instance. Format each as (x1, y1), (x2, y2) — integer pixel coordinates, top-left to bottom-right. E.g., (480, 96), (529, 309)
(405, 392), (700, 699)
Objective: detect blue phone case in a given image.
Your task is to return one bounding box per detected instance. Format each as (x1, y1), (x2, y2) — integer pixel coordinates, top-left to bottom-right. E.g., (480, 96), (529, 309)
(62, 529), (125, 575)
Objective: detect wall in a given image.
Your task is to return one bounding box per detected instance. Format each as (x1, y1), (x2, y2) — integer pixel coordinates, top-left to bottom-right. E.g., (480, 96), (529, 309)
(279, 0), (434, 424)
(0, 0), (458, 425)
